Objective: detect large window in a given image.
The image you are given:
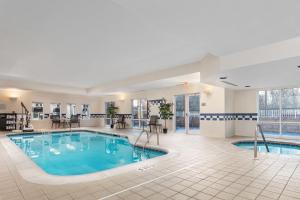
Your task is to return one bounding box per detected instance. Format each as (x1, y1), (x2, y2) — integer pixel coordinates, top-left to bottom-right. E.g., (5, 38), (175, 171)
(50, 103), (61, 117)
(32, 102), (44, 120)
(258, 88), (300, 136)
(66, 104), (76, 119)
(131, 99), (147, 129)
(81, 104), (90, 119)
(105, 101), (115, 126)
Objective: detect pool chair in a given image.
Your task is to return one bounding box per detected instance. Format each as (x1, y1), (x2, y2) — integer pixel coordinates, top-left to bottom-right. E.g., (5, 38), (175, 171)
(116, 115), (126, 129)
(147, 115), (162, 133)
(69, 115), (80, 128)
(51, 115), (61, 128)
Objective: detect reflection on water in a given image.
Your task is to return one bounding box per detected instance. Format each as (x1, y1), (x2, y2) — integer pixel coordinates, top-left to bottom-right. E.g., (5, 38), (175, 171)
(9, 131), (165, 175)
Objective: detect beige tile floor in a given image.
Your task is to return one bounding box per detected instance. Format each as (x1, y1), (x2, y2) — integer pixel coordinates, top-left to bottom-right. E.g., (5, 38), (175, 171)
(0, 128), (300, 200)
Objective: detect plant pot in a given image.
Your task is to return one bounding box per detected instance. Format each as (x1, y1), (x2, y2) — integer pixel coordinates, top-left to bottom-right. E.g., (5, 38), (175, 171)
(110, 124), (114, 129)
(163, 128), (168, 134)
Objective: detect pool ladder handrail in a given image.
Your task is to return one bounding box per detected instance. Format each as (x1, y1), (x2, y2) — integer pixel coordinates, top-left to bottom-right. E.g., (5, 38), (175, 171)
(134, 130), (160, 151)
(254, 124), (270, 158)
(134, 130), (149, 147)
(143, 132), (154, 151)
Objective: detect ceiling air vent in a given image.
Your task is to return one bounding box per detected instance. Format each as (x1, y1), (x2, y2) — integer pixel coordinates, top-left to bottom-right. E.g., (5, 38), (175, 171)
(221, 80), (238, 87)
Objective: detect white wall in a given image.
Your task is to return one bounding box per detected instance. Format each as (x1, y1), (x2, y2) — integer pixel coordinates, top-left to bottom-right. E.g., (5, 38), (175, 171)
(0, 86), (260, 138)
(225, 89), (235, 138)
(100, 83), (229, 138)
(234, 89), (257, 137)
(0, 89), (102, 129)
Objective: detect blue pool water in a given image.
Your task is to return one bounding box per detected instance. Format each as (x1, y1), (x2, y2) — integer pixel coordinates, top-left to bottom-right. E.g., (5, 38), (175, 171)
(8, 131), (166, 175)
(234, 141), (300, 155)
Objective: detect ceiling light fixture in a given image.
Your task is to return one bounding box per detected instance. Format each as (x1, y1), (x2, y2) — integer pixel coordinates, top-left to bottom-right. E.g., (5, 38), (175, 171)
(219, 76), (227, 80)
(221, 80), (238, 86)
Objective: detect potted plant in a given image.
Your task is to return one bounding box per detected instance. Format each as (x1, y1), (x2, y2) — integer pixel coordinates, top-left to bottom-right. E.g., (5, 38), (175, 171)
(107, 105), (118, 128)
(159, 102), (173, 134)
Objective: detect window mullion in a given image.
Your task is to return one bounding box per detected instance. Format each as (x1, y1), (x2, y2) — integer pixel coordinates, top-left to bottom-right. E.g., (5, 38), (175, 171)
(279, 89), (282, 136)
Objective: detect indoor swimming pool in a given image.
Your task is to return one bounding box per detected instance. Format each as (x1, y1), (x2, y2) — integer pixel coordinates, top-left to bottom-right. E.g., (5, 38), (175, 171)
(8, 131), (166, 175)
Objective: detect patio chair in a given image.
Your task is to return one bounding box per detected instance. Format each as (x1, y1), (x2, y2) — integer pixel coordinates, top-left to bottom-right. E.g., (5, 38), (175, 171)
(69, 115), (80, 128)
(147, 115), (161, 133)
(115, 115), (126, 129)
(51, 115), (60, 128)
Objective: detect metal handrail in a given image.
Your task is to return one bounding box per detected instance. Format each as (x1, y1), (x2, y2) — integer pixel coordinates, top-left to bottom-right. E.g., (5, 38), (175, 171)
(143, 133), (153, 150)
(254, 126), (258, 158)
(257, 124), (270, 152)
(134, 130), (149, 146)
(134, 129), (160, 150)
(254, 124), (270, 159)
(143, 131), (160, 150)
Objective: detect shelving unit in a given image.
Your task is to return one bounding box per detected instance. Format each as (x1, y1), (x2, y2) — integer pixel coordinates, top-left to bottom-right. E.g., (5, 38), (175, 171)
(0, 113), (17, 131)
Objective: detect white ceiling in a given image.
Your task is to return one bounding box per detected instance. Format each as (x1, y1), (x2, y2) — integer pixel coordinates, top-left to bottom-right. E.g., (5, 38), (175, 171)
(112, 72), (200, 93)
(216, 56), (300, 90)
(1, 0), (300, 92)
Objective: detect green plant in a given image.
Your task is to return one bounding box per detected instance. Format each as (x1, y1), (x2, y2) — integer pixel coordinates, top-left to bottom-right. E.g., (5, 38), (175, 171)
(159, 102), (173, 131)
(107, 105), (118, 126)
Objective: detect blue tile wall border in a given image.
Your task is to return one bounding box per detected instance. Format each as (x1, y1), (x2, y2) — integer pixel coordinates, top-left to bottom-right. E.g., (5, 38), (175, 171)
(200, 113), (257, 121)
(45, 113), (256, 121)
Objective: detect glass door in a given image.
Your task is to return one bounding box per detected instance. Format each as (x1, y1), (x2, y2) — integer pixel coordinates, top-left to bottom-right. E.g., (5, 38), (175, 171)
(175, 93), (200, 133)
(188, 94), (200, 133)
(175, 95), (186, 132)
(131, 99), (148, 129)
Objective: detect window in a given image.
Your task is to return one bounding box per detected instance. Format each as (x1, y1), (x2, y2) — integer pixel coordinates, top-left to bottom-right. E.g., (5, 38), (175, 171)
(105, 102), (115, 126)
(258, 88), (300, 136)
(81, 104), (90, 119)
(50, 103), (61, 117)
(131, 99), (147, 128)
(66, 104), (76, 118)
(32, 102), (44, 120)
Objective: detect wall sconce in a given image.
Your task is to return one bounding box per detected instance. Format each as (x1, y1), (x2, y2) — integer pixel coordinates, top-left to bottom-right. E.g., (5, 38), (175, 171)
(183, 82), (189, 92)
(9, 97), (18, 101)
(5, 88), (23, 100)
(119, 93), (126, 102)
(203, 85), (213, 96)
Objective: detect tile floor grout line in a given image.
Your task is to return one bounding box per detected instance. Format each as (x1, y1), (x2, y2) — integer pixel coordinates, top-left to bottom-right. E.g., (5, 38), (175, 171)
(277, 163), (299, 200)
(98, 153), (265, 200)
(196, 156), (272, 200)
(240, 159), (285, 200)
(0, 143), (29, 200)
(213, 157), (277, 200)
(97, 156), (222, 200)
(253, 161), (288, 200)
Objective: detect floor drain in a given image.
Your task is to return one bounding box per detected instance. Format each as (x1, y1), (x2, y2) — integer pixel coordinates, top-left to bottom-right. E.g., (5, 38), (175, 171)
(137, 165), (154, 172)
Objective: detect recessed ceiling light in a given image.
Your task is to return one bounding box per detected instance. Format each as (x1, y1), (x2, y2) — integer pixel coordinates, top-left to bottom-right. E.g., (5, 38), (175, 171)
(219, 76), (227, 80)
(245, 85), (251, 88)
